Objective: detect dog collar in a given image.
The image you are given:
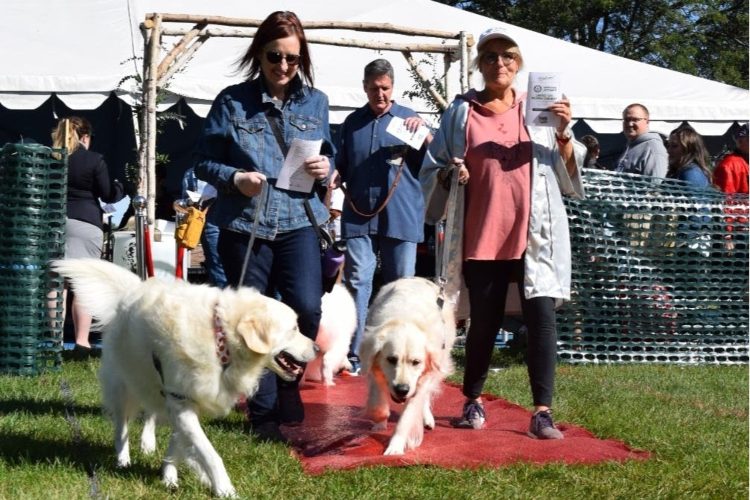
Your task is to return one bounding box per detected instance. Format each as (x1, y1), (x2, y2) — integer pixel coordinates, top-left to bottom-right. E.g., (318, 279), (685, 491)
(215, 309), (230, 366)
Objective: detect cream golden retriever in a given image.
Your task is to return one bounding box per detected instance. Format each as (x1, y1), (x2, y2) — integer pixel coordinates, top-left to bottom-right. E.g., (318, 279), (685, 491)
(360, 277), (456, 455)
(303, 283), (357, 386)
(51, 259), (317, 498)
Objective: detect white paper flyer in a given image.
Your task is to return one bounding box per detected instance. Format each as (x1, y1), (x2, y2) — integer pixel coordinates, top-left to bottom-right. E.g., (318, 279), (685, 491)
(275, 138), (323, 193)
(526, 72), (563, 127)
(385, 116), (429, 149)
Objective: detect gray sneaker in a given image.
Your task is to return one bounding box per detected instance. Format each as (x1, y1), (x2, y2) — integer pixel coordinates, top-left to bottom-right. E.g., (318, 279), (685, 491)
(450, 400), (486, 429)
(527, 410), (563, 440)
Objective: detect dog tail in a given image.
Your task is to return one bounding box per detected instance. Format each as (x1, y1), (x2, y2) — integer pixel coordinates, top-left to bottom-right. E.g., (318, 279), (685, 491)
(50, 258), (141, 328)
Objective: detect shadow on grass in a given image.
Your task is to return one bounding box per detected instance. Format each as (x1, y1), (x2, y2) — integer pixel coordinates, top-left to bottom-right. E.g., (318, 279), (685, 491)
(0, 396), (163, 482)
(0, 426), (163, 482)
(0, 398), (101, 418)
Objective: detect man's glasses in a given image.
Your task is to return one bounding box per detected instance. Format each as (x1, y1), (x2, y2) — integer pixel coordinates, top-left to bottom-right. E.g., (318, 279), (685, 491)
(623, 117), (647, 124)
(265, 51), (300, 66)
(481, 51), (517, 66)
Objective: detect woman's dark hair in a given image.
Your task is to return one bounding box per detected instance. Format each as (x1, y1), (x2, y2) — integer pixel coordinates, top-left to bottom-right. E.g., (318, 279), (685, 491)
(667, 126), (712, 180)
(236, 11), (314, 86)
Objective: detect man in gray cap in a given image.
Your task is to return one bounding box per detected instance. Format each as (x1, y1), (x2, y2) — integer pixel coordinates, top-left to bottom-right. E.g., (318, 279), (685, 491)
(615, 103), (668, 177)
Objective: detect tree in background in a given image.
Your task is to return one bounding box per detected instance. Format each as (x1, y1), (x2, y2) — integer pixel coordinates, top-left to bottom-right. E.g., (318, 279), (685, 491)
(436, 0), (748, 89)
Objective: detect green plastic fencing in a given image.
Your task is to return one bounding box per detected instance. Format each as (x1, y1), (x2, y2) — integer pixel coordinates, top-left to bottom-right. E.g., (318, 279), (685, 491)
(559, 169), (749, 365)
(0, 143), (67, 375)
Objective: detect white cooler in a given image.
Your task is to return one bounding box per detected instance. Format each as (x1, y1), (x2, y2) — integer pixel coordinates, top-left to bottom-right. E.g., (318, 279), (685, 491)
(111, 220), (188, 281)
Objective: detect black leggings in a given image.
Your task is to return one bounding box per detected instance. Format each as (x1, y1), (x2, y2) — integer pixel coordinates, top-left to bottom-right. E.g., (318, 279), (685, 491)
(462, 259), (557, 407)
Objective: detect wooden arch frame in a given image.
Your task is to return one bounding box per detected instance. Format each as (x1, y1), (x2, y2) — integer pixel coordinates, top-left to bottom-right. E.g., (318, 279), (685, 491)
(138, 13), (473, 223)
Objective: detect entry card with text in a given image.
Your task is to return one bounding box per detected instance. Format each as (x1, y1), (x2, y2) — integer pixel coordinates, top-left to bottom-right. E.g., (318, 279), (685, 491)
(385, 116), (429, 149)
(276, 138), (322, 193)
(526, 72), (563, 127)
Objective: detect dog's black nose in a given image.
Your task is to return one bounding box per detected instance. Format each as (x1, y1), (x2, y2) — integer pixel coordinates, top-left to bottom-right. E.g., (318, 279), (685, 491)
(394, 384), (410, 398)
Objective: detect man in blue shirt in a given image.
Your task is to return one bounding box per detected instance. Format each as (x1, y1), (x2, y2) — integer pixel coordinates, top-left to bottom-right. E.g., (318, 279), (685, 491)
(333, 58), (432, 374)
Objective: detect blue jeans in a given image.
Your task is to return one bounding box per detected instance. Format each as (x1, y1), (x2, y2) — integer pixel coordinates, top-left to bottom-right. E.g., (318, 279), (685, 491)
(201, 222), (227, 288)
(219, 226), (322, 423)
(344, 235), (416, 360)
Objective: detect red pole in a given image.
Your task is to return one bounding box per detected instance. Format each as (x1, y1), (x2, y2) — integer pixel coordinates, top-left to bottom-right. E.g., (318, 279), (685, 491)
(143, 224), (155, 278)
(175, 245), (185, 280)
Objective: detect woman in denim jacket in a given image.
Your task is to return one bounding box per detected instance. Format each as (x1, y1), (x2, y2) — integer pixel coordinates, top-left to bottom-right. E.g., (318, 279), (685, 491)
(194, 11), (333, 444)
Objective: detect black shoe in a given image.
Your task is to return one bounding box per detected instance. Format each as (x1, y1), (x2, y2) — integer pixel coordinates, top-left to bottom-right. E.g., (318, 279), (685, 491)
(277, 384), (304, 426)
(69, 344), (92, 361)
(527, 410), (564, 440)
(245, 420), (288, 444)
(450, 400), (486, 429)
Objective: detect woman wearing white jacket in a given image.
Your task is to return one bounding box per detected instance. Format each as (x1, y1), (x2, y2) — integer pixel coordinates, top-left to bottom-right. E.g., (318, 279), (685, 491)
(420, 27), (585, 439)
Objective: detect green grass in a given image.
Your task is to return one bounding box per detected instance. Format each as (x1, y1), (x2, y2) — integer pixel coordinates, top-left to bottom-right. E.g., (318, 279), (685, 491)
(0, 357), (746, 499)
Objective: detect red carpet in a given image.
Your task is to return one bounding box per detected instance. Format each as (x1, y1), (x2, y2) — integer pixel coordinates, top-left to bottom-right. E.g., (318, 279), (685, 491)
(283, 376), (649, 475)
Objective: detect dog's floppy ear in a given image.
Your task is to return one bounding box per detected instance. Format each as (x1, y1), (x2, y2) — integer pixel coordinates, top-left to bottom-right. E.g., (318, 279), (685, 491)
(359, 326), (383, 373)
(424, 327), (448, 374)
(236, 316), (272, 355)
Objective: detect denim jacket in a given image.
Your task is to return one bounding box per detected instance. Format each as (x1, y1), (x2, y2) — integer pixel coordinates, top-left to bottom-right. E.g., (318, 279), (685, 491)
(194, 76), (334, 239)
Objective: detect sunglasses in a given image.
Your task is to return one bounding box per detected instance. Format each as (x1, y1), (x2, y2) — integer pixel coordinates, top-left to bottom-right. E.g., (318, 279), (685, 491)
(265, 50), (301, 66)
(481, 51), (517, 66)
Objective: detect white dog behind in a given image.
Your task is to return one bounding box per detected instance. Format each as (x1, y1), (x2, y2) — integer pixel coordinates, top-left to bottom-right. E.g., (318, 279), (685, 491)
(51, 259), (317, 498)
(359, 277), (456, 455)
(303, 283), (357, 385)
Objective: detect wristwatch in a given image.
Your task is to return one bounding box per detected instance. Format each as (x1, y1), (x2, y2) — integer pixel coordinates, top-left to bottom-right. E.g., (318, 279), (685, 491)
(555, 130), (572, 144)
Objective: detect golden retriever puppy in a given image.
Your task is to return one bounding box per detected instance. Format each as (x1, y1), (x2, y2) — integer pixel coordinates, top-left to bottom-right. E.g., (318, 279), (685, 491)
(360, 277), (455, 455)
(303, 284), (357, 386)
(51, 259), (317, 498)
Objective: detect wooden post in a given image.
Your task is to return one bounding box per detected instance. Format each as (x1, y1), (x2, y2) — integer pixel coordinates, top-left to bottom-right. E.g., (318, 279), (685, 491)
(137, 26), (149, 199)
(156, 23), (207, 81)
(158, 34), (209, 88)
(443, 53), (452, 105)
(459, 31), (469, 93)
(145, 14), (161, 224)
(402, 50), (448, 111)
(146, 13), (464, 40)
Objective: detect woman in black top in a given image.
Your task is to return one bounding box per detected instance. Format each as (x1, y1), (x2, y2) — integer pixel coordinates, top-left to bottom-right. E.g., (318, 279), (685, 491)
(51, 116), (125, 356)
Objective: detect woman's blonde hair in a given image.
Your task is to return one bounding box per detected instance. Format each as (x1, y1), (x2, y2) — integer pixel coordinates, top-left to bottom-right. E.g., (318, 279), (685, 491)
(51, 116), (92, 153)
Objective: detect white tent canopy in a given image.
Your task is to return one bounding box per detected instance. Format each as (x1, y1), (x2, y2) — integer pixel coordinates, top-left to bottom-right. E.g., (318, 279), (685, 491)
(2, 0), (748, 136)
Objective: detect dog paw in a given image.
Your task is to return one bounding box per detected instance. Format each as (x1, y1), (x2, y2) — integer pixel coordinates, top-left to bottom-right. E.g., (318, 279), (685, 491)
(423, 414), (435, 430)
(383, 436), (406, 456)
(115, 452), (131, 468)
(162, 463), (178, 490)
(213, 483), (237, 498)
(323, 379), (335, 387)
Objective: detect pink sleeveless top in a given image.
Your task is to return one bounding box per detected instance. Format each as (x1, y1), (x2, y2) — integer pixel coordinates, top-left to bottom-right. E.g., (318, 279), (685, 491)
(463, 92), (532, 260)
